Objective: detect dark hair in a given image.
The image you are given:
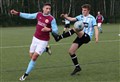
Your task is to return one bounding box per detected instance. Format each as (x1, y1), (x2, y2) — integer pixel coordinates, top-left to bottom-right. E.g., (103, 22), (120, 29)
(43, 3), (51, 7)
(81, 4), (91, 10)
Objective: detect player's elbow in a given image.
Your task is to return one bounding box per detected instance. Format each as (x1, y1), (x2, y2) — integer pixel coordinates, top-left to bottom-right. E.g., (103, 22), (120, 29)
(52, 29), (58, 34)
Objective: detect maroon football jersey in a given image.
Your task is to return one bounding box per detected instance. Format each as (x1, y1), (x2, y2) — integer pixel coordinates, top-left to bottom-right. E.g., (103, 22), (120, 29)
(96, 15), (103, 23)
(34, 12), (54, 41)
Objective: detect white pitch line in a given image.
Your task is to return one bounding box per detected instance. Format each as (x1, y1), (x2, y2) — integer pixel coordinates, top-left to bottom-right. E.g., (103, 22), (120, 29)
(118, 34), (120, 36)
(0, 39), (120, 49)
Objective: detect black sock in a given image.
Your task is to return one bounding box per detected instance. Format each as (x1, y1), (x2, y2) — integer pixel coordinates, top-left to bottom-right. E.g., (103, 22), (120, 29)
(59, 29), (75, 39)
(46, 47), (48, 52)
(52, 33), (60, 42)
(70, 54), (80, 68)
(63, 31), (65, 34)
(24, 73), (28, 76)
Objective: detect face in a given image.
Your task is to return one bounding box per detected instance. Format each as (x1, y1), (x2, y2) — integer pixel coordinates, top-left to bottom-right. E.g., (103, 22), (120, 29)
(43, 5), (51, 15)
(98, 12), (100, 15)
(65, 14), (68, 16)
(64, 14), (68, 17)
(82, 8), (90, 16)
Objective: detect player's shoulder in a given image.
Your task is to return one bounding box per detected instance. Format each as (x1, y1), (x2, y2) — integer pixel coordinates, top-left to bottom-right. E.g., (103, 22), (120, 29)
(88, 14), (96, 20)
(76, 14), (83, 18)
(49, 14), (55, 19)
(37, 12), (54, 18)
(36, 12), (43, 17)
(47, 15), (55, 22)
(75, 14), (83, 20)
(88, 14), (95, 18)
(37, 12), (42, 15)
(39, 12), (55, 20)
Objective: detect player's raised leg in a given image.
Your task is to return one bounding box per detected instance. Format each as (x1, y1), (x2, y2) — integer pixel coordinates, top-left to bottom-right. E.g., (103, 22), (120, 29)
(56, 26), (84, 42)
(56, 29), (75, 41)
(63, 28), (67, 34)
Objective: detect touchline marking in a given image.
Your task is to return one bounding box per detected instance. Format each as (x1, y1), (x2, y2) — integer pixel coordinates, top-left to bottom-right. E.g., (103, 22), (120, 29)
(0, 39), (120, 49)
(2, 60), (120, 72)
(118, 34), (120, 36)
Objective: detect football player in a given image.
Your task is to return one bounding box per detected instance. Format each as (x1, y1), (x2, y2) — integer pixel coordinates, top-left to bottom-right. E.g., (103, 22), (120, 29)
(96, 11), (104, 33)
(11, 3), (58, 81)
(57, 4), (99, 75)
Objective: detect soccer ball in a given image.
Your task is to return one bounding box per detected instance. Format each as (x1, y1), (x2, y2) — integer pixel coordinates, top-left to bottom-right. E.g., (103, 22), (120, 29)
(74, 21), (84, 31)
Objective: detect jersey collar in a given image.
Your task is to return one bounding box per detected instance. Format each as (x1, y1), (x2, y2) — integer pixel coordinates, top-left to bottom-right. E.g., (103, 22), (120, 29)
(42, 13), (50, 16)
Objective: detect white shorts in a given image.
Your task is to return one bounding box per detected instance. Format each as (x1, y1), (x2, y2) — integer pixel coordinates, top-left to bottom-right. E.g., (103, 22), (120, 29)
(97, 23), (102, 27)
(29, 36), (48, 55)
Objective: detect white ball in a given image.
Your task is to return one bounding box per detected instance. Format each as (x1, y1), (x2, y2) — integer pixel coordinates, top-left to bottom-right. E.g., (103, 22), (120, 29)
(74, 21), (84, 31)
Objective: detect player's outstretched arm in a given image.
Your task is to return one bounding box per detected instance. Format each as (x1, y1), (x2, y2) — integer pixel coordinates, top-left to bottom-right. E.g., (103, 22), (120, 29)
(19, 13), (37, 19)
(10, 9), (37, 19)
(60, 14), (76, 22)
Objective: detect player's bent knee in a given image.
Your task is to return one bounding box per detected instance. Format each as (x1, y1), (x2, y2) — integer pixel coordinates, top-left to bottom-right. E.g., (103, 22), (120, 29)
(31, 53), (39, 61)
(32, 56), (38, 61)
(29, 53), (34, 58)
(68, 50), (74, 55)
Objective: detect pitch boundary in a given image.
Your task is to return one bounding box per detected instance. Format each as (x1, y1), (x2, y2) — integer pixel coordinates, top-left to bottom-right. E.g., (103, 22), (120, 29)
(0, 39), (120, 49)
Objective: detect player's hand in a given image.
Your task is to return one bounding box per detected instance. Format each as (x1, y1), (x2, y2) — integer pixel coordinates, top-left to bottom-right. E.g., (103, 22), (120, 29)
(41, 27), (51, 32)
(60, 14), (65, 18)
(10, 9), (19, 15)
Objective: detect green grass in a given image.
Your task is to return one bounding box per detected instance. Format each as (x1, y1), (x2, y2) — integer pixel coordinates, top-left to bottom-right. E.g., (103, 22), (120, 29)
(0, 24), (120, 82)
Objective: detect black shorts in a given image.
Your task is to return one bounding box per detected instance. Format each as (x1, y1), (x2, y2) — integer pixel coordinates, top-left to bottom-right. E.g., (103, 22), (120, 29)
(65, 24), (70, 28)
(73, 33), (90, 48)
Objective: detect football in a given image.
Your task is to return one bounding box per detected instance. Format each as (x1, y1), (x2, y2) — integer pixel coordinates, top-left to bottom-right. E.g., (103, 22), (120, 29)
(74, 21), (84, 31)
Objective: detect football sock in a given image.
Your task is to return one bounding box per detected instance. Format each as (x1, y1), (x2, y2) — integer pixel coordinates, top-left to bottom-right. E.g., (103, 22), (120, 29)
(52, 29), (75, 42)
(45, 47), (48, 52)
(43, 46), (49, 52)
(24, 73), (28, 76)
(59, 29), (75, 39)
(99, 27), (102, 33)
(100, 27), (102, 32)
(70, 54), (80, 68)
(52, 33), (60, 42)
(43, 47), (47, 52)
(63, 31), (65, 34)
(25, 60), (36, 74)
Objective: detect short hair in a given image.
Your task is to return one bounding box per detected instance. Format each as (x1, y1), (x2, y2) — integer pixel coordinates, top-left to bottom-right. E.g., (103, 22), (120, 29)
(43, 3), (51, 7)
(98, 11), (100, 13)
(81, 4), (91, 10)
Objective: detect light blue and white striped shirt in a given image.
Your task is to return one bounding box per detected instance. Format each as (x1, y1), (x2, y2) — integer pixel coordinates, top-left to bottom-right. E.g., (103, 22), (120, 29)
(76, 14), (97, 39)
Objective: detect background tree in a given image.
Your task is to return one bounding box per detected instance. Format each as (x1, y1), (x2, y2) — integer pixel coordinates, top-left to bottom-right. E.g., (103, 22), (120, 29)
(0, 0), (120, 27)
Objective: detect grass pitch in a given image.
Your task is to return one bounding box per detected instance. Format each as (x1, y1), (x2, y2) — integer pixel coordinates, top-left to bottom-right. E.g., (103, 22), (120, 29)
(0, 24), (120, 82)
